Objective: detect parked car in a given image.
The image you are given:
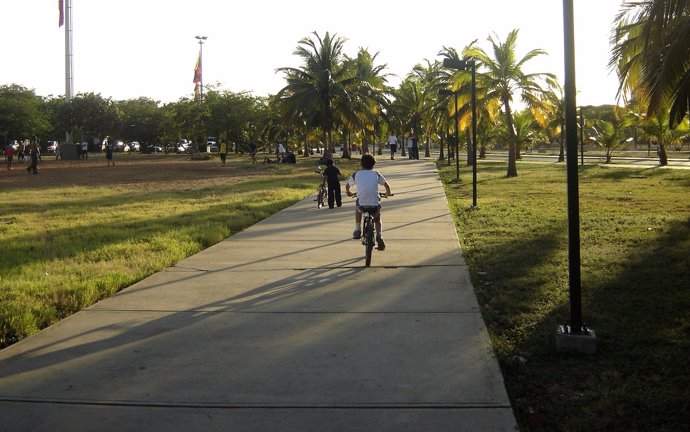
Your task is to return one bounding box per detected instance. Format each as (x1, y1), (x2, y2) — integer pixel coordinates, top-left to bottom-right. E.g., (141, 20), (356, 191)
(152, 145), (163, 152)
(113, 141), (126, 152)
(128, 141), (140, 152)
(46, 141), (59, 153)
(206, 136), (217, 152)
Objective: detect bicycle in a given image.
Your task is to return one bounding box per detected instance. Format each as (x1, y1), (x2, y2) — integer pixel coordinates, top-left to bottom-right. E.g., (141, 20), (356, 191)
(314, 168), (327, 209)
(352, 192), (390, 267)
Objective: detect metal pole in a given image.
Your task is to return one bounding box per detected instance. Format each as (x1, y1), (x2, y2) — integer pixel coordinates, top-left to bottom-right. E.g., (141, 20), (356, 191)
(199, 41), (204, 101)
(64, 0), (73, 146)
(563, 0), (583, 332)
(471, 62), (478, 207)
(455, 92), (460, 181)
(579, 106), (584, 166)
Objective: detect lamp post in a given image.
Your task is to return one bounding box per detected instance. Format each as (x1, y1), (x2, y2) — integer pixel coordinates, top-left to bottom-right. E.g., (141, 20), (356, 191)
(439, 89), (460, 181)
(442, 58), (477, 205)
(195, 35), (207, 102)
(558, 0), (596, 354)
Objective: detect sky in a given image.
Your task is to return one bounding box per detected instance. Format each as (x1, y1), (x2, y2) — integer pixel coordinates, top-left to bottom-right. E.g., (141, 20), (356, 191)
(1, 0), (625, 107)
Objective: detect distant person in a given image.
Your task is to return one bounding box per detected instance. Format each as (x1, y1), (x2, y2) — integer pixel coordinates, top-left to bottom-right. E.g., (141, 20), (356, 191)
(411, 133), (419, 159)
(81, 142), (88, 160)
(283, 150), (296, 164)
(219, 142), (227, 167)
(17, 141), (25, 162)
(387, 134), (398, 160)
(55, 143), (62, 160)
(26, 141), (39, 174)
(276, 142), (286, 161)
(248, 141), (257, 163)
(406, 135), (414, 159)
(105, 141), (115, 167)
(5, 143), (14, 170)
(322, 158), (342, 209)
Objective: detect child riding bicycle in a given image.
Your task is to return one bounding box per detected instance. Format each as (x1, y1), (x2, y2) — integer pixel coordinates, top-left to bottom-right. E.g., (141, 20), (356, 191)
(345, 154), (392, 250)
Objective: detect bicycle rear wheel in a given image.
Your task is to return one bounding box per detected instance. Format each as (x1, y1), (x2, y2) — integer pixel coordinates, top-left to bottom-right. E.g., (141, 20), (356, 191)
(364, 217), (374, 267)
(317, 187), (326, 208)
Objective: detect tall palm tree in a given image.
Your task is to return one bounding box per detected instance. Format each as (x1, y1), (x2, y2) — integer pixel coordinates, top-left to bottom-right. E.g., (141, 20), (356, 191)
(345, 48), (390, 157)
(611, 0), (690, 128)
(276, 32), (358, 158)
(465, 29), (557, 177)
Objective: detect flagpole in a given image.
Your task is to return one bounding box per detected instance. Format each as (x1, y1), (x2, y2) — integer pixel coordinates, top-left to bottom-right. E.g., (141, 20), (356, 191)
(64, 0), (74, 149)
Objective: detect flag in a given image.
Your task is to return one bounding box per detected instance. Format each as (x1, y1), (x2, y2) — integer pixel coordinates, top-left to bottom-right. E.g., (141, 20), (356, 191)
(194, 82), (200, 98)
(59, 0), (64, 27)
(193, 53), (202, 84)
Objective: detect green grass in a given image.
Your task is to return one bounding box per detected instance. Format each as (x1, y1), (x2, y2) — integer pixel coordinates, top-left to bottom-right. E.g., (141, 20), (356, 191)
(439, 161), (690, 431)
(0, 155), (360, 348)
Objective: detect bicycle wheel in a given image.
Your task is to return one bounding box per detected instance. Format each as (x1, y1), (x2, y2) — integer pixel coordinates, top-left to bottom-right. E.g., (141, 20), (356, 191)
(364, 217), (374, 267)
(317, 187), (326, 208)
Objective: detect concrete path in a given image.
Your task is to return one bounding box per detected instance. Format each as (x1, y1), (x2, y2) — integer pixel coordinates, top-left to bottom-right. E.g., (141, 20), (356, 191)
(0, 159), (517, 431)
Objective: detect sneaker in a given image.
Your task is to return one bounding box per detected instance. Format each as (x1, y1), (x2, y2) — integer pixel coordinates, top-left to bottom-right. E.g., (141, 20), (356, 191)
(352, 228), (361, 239)
(376, 236), (386, 250)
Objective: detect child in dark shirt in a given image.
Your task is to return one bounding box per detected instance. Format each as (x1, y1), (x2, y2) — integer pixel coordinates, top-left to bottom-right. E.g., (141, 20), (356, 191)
(322, 159), (342, 209)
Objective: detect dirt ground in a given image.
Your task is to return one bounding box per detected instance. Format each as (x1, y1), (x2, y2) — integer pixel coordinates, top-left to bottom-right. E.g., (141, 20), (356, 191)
(0, 154), (254, 191)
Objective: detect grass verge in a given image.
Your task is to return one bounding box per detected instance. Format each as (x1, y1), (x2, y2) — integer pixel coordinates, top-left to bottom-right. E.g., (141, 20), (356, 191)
(0, 154), (360, 348)
(438, 160), (690, 431)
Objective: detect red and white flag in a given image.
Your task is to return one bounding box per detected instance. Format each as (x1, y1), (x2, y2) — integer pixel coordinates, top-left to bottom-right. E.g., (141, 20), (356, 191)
(58, 0), (64, 27)
(193, 53), (202, 84)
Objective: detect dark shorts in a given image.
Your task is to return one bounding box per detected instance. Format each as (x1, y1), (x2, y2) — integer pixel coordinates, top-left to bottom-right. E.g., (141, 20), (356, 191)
(356, 202), (381, 215)
(6, 156), (13, 162)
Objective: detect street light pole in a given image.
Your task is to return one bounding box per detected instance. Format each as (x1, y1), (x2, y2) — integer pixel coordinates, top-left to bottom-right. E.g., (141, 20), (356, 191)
(195, 35), (207, 102)
(558, 0), (596, 354)
(440, 88), (460, 180)
(470, 61), (478, 207)
(442, 58), (477, 192)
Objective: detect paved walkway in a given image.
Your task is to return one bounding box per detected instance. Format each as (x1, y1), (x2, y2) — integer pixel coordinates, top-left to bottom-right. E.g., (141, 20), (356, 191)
(0, 159), (517, 431)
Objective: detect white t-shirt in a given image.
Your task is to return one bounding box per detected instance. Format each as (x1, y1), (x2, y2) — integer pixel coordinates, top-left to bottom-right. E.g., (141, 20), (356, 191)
(387, 135), (398, 145)
(348, 169), (386, 207)
(406, 138), (413, 148)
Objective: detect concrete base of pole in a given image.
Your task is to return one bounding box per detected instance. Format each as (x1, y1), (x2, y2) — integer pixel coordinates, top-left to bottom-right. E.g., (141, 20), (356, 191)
(556, 325), (597, 355)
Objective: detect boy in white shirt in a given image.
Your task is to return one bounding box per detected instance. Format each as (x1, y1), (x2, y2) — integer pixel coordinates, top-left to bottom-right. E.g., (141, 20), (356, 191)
(345, 154), (392, 250)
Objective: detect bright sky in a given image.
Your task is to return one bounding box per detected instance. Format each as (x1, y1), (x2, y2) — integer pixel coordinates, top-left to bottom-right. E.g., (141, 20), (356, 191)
(1, 0), (624, 106)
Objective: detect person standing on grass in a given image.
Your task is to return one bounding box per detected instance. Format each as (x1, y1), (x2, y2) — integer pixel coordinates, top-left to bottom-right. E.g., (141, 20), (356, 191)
(105, 141), (115, 167)
(322, 158), (342, 209)
(26, 141), (39, 174)
(5, 143), (14, 170)
(219, 142), (227, 167)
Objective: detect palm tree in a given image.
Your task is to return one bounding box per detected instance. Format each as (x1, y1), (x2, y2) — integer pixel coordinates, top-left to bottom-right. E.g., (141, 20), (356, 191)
(345, 48), (390, 157)
(500, 109), (542, 160)
(611, 0), (690, 128)
(533, 87), (566, 161)
(587, 107), (629, 163)
(641, 106), (690, 165)
(276, 32), (358, 158)
(465, 29), (557, 177)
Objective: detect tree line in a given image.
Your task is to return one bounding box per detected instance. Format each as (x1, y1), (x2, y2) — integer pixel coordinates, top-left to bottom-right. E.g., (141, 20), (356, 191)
(2, 0), (687, 171)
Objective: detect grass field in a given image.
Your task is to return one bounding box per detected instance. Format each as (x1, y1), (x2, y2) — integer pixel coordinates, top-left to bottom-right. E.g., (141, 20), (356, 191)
(438, 160), (690, 431)
(0, 153), (360, 348)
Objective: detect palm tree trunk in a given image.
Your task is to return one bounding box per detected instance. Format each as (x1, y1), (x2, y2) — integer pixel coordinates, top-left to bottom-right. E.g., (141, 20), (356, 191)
(303, 127), (309, 157)
(558, 118), (565, 162)
(658, 141), (668, 166)
(438, 128), (445, 160)
(504, 98), (518, 177)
